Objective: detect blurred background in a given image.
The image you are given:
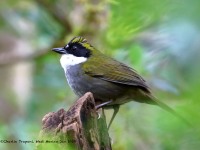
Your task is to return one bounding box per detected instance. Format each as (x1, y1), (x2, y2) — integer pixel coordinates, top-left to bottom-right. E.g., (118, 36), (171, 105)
(0, 0), (200, 150)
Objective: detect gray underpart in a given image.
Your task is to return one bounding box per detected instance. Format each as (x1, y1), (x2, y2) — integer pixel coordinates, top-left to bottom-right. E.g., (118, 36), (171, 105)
(64, 64), (133, 105)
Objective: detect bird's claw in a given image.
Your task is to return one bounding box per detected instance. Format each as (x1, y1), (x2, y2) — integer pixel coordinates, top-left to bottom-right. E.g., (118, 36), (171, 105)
(97, 112), (101, 119)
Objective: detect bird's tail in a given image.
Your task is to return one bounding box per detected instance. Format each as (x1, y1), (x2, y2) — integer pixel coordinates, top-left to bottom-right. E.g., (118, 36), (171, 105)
(149, 94), (191, 126)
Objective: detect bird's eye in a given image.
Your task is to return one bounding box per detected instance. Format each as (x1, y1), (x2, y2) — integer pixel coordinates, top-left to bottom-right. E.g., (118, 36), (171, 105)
(72, 46), (77, 50)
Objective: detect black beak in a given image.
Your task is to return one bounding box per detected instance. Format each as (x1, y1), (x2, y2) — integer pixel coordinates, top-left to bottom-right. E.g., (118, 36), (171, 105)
(52, 47), (66, 54)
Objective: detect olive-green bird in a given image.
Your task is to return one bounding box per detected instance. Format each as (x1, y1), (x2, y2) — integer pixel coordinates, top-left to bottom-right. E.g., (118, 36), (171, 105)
(52, 36), (188, 128)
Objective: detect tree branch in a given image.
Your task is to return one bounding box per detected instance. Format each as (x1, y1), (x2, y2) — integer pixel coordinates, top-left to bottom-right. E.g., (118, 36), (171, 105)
(36, 92), (112, 150)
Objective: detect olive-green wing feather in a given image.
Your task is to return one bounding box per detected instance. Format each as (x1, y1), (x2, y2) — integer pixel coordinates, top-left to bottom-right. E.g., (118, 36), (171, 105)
(82, 54), (191, 126)
(82, 55), (149, 89)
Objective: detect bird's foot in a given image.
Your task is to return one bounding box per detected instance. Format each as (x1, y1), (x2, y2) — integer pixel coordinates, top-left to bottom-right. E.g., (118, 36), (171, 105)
(96, 109), (101, 119)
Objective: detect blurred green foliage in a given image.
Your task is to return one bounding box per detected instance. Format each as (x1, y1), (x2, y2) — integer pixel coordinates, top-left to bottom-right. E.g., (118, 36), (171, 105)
(0, 0), (200, 150)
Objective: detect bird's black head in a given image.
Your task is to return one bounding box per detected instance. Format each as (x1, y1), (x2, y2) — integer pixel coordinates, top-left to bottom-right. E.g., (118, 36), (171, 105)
(52, 37), (93, 58)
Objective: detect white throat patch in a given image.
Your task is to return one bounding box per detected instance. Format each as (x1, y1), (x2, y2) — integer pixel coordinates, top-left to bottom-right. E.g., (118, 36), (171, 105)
(60, 54), (87, 72)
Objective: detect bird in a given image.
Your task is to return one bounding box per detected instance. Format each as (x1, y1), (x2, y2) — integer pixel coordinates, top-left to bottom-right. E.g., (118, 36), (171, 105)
(52, 36), (189, 128)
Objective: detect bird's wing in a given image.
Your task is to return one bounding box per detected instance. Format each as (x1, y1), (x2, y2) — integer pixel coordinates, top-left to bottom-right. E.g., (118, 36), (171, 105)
(82, 55), (149, 89)
(83, 54), (192, 125)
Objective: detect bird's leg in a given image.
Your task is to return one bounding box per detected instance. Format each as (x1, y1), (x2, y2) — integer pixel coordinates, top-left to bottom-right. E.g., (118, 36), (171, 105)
(95, 100), (113, 109)
(108, 105), (120, 129)
(95, 100), (113, 120)
(95, 100), (120, 129)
